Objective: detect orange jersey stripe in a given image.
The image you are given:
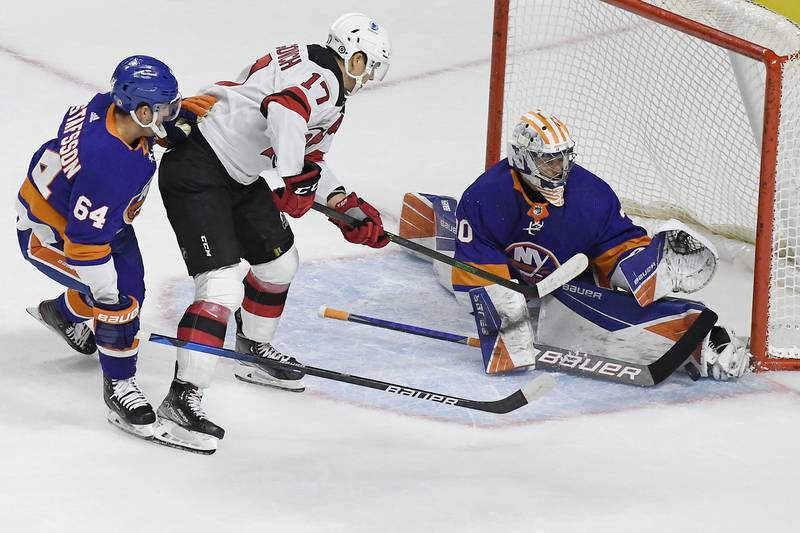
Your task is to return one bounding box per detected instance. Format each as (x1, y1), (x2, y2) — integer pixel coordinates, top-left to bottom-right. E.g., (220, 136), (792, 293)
(19, 179), (67, 236)
(20, 179), (111, 263)
(452, 262), (511, 288)
(591, 236), (652, 279)
(65, 241), (111, 262)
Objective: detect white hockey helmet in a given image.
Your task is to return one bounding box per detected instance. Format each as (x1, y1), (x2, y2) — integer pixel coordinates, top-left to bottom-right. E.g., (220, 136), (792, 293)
(327, 12), (391, 95)
(508, 110), (576, 202)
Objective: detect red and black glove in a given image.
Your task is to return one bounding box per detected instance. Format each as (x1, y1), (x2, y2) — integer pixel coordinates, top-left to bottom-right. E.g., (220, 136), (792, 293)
(330, 192), (389, 248)
(272, 160), (321, 218)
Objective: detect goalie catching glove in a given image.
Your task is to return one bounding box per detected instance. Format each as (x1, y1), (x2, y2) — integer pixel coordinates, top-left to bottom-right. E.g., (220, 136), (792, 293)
(329, 192), (389, 248)
(272, 160), (321, 218)
(611, 219), (718, 307)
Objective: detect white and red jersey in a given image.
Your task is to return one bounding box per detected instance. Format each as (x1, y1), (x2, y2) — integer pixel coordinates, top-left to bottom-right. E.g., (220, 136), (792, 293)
(199, 44), (346, 199)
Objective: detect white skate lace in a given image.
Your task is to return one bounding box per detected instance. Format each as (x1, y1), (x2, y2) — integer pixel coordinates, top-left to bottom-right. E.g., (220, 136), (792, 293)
(112, 379), (150, 411)
(66, 323), (93, 348)
(185, 388), (208, 419)
(253, 342), (281, 359)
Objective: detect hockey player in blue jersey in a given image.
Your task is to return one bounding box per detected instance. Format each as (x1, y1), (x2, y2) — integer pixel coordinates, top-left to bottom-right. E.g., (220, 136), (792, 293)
(400, 110), (750, 380)
(16, 55), (182, 439)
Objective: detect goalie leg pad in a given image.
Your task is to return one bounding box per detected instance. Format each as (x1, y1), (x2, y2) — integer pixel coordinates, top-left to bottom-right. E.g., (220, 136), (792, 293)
(399, 193), (458, 260)
(539, 280), (708, 365)
(401, 193), (460, 296)
(469, 284), (535, 373)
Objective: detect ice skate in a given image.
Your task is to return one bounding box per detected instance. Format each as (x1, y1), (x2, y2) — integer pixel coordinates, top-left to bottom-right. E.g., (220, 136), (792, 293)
(27, 299), (96, 355)
(103, 374), (156, 439)
(233, 309), (305, 392)
(155, 379), (224, 455)
(234, 334), (306, 392)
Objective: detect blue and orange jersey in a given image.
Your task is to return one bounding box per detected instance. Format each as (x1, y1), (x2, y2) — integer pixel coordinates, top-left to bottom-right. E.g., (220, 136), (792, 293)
(452, 159), (650, 293)
(16, 92), (155, 268)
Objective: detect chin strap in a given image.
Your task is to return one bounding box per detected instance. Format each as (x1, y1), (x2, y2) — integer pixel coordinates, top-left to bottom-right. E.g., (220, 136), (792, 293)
(129, 110), (167, 139)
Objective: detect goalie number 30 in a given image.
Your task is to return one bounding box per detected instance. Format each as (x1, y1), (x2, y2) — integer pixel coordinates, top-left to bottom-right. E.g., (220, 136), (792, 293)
(457, 219), (473, 243)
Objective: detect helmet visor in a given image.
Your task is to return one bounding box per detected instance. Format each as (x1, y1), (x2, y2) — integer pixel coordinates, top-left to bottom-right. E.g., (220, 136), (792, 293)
(153, 93), (182, 123)
(370, 60), (389, 82)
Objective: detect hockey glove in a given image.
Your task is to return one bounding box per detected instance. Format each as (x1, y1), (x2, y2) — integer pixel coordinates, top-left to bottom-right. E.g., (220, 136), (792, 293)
(330, 193), (389, 248)
(272, 160), (321, 218)
(93, 295), (140, 351)
(160, 95), (218, 147)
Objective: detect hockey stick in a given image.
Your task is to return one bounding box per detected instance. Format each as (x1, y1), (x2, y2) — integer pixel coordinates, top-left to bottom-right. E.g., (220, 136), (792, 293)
(312, 202), (588, 299)
(148, 333), (555, 414)
(318, 305), (718, 386)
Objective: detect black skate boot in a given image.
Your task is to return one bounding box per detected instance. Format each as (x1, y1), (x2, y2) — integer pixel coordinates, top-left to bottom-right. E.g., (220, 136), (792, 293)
(27, 298), (96, 355)
(154, 379), (224, 455)
(233, 310), (305, 392)
(103, 374), (156, 439)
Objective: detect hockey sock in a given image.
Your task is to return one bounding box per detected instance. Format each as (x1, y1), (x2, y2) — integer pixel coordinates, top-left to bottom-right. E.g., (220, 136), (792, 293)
(240, 271), (289, 341)
(177, 301), (231, 348)
(57, 288), (94, 323)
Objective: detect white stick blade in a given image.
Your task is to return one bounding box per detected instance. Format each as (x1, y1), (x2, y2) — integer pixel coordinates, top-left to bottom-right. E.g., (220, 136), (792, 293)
(534, 253), (589, 297)
(521, 373), (556, 403)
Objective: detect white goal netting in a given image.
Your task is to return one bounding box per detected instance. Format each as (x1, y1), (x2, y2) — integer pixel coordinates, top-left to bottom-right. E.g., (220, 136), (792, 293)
(498, 0), (800, 362)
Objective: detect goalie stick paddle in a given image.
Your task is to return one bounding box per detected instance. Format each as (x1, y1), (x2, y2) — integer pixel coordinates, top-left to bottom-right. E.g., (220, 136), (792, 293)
(312, 202), (588, 299)
(148, 334), (555, 414)
(319, 306), (719, 386)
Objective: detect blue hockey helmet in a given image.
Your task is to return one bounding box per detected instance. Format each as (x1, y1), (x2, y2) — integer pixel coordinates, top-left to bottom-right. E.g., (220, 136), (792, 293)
(110, 55), (181, 138)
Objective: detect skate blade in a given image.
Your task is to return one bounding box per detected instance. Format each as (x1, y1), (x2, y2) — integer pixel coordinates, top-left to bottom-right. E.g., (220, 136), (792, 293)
(26, 306), (97, 356)
(153, 419), (218, 455)
(234, 368), (306, 393)
(106, 410), (155, 439)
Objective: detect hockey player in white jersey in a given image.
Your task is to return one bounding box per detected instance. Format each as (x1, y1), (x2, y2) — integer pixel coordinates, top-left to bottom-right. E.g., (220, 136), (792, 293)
(156, 13), (391, 453)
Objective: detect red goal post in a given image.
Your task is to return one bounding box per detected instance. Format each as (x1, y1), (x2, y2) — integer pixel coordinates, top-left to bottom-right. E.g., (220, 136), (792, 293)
(486, 0), (800, 370)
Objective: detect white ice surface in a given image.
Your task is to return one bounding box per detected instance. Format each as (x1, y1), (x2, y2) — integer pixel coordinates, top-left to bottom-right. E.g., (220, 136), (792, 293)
(1, 2), (800, 532)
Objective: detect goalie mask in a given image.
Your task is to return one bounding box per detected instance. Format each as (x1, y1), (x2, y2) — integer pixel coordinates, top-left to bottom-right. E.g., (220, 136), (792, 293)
(508, 110), (576, 206)
(327, 12), (391, 95)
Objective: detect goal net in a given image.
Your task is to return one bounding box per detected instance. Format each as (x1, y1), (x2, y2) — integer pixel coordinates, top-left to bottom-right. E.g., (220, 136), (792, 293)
(486, 0), (800, 369)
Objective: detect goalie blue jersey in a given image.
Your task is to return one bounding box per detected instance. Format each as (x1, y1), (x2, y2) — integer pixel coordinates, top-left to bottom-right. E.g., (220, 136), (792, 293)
(16, 92), (155, 269)
(452, 159), (650, 293)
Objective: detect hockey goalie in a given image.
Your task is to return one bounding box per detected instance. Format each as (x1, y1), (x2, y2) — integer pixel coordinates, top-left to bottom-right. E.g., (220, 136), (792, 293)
(400, 110), (750, 381)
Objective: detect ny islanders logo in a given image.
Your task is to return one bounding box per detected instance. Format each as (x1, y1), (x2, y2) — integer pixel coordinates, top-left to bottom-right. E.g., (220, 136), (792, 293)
(505, 242), (560, 281)
(124, 181), (151, 224)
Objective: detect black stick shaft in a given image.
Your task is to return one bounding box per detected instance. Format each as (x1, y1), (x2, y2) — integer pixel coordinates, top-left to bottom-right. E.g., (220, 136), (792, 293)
(313, 202), (542, 298)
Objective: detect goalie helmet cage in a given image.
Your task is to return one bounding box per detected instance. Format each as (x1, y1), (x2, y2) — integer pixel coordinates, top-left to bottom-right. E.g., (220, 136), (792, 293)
(486, 0), (800, 371)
